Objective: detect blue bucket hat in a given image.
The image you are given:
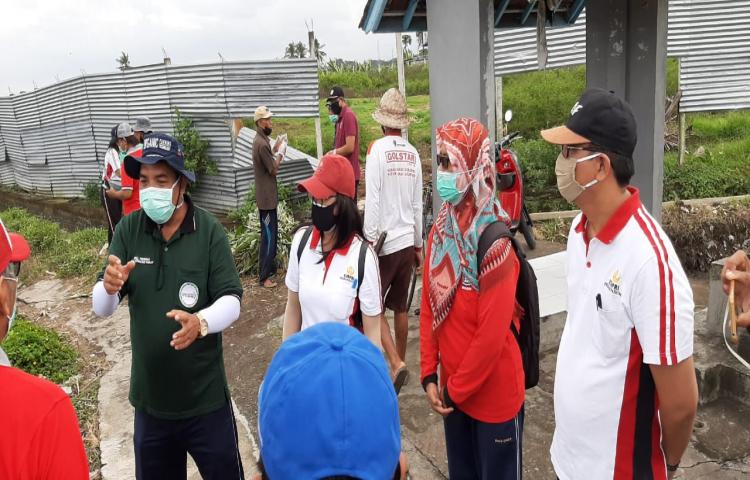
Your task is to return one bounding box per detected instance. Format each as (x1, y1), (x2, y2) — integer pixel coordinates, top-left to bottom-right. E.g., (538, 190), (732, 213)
(123, 132), (196, 183)
(258, 322), (401, 480)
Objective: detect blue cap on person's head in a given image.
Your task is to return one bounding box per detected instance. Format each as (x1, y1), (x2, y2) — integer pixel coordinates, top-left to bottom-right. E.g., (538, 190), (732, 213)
(258, 322), (401, 480)
(123, 132), (196, 183)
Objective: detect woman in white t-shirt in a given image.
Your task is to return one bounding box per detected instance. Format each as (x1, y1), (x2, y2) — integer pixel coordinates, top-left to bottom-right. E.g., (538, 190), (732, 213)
(100, 125), (123, 244)
(283, 154), (382, 347)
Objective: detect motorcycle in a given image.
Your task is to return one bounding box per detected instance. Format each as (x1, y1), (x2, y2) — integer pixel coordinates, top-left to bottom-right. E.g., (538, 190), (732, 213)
(494, 110), (536, 250)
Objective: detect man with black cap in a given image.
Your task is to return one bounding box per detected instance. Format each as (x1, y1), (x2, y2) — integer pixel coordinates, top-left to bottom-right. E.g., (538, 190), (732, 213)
(541, 89), (697, 480)
(91, 133), (245, 479)
(326, 86), (361, 196)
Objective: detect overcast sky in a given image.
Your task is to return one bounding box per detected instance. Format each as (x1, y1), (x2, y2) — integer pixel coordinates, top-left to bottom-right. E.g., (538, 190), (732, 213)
(0, 0), (404, 93)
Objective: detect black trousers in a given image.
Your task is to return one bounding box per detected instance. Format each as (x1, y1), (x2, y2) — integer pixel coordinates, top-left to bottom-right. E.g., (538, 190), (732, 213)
(101, 186), (122, 244)
(133, 402), (244, 480)
(258, 208), (278, 283)
(444, 405), (524, 480)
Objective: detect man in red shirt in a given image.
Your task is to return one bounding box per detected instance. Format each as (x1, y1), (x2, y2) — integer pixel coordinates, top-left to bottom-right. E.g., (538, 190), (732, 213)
(326, 86), (361, 197)
(0, 219), (89, 479)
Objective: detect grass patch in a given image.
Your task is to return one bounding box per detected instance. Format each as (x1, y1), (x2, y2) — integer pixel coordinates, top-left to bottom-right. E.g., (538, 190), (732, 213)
(534, 218), (574, 244)
(4, 316), (79, 384)
(320, 63), (430, 98)
(0, 207), (106, 281)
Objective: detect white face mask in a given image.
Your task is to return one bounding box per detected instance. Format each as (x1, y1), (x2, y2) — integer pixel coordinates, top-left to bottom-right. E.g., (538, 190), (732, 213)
(555, 152), (600, 203)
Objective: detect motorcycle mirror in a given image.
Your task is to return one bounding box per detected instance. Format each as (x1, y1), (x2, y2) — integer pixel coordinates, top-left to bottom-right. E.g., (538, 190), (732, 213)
(504, 110), (513, 123)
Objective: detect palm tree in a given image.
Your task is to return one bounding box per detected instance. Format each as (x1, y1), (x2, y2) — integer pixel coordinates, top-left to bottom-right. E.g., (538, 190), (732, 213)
(284, 42), (297, 58)
(294, 42), (307, 59)
(401, 34), (413, 59)
(416, 31), (428, 57)
(314, 39), (327, 65)
(117, 51), (131, 71)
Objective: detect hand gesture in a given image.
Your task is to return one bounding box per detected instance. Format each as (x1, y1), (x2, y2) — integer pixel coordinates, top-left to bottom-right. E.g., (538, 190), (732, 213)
(425, 382), (454, 417)
(415, 248), (424, 274)
(167, 310), (201, 350)
(722, 250), (750, 327)
(103, 255), (136, 295)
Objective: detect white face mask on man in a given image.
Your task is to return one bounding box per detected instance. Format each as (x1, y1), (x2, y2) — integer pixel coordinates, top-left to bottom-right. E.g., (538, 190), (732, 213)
(555, 152), (601, 203)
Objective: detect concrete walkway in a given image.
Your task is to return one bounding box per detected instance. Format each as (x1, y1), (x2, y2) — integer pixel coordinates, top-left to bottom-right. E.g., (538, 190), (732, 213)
(18, 279), (259, 480)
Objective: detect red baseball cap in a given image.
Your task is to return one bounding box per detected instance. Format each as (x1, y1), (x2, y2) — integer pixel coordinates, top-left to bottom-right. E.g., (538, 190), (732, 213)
(0, 219), (30, 273)
(298, 154), (355, 200)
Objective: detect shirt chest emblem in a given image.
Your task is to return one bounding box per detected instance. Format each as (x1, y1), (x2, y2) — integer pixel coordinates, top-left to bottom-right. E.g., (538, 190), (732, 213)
(339, 265), (357, 289)
(133, 256), (154, 265)
(179, 282), (199, 308)
(605, 270), (622, 296)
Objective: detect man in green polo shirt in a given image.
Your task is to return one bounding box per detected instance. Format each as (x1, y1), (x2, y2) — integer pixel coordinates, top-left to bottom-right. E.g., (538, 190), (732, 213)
(92, 132), (244, 480)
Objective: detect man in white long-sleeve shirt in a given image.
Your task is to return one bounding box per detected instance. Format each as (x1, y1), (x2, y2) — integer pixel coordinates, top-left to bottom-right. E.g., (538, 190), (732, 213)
(91, 133), (245, 480)
(364, 88), (423, 393)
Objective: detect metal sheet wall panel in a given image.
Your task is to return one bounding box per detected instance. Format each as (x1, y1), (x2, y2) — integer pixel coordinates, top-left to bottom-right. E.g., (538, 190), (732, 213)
(494, 2), (750, 113)
(0, 59), (319, 210)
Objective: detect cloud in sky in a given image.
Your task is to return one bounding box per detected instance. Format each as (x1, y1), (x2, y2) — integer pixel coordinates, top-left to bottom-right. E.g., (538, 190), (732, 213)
(0, 0), (407, 92)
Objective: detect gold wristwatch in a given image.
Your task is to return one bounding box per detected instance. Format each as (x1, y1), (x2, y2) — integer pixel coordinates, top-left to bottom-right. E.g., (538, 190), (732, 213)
(197, 312), (209, 338)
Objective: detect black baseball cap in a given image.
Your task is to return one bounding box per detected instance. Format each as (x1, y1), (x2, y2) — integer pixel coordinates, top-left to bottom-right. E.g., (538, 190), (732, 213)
(124, 132), (196, 183)
(541, 88), (638, 157)
(326, 86), (345, 104)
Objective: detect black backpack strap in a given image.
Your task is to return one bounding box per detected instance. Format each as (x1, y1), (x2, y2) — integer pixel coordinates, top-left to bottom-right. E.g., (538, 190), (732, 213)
(477, 221), (513, 267)
(356, 239), (368, 297)
(351, 239), (369, 330)
(296, 226), (313, 263)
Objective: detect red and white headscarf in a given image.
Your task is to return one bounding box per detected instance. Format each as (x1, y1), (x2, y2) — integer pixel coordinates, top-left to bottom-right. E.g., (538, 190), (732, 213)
(428, 118), (509, 330)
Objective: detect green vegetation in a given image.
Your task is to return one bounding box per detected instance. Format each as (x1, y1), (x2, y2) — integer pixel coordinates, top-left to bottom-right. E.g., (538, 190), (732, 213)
(320, 63), (430, 98)
(83, 181), (101, 209)
(0, 207), (106, 281)
(173, 108), (217, 186)
(228, 184), (301, 274)
(4, 316), (79, 384)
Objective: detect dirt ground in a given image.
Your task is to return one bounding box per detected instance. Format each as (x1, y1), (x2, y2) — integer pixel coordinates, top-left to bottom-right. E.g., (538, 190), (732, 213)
(10, 237), (750, 479)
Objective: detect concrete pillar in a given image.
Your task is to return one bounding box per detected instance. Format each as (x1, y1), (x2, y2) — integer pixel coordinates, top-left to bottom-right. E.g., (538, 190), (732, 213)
(586, 0), (668, 219)
(427, 0), (495, 215)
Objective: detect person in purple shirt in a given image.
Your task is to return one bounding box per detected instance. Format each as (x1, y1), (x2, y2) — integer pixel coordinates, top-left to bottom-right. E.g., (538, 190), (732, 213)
(326, 86), (361, 198)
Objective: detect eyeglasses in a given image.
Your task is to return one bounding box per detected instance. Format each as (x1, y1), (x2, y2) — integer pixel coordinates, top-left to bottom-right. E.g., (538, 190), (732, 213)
(1, 262), (21, 281)
(561, 145), (598, 159)
(436, 154), (451, 169)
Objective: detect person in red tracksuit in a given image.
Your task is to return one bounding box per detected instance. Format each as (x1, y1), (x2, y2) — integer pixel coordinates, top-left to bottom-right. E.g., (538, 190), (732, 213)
(420, 117), (525, 480)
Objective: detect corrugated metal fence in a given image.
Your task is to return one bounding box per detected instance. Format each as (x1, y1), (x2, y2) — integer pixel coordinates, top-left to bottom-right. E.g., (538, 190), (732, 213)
(494, 1), (750, 113)
(0, 58), (319, 212)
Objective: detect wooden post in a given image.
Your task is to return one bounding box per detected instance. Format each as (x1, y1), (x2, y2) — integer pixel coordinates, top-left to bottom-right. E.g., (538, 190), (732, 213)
(309, 30), (324, 159)
(495, 76), (503, 139)
(396, 32), (409, 141)
(678, 58), (686, 166)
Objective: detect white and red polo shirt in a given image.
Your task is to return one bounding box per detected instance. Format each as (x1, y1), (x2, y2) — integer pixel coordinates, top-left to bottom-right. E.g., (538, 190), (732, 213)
(551, 187), (694, 480)
(286, 227), (382, 330)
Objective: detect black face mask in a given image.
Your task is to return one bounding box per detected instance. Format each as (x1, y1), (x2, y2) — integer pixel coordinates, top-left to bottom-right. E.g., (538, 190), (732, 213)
(263, 127), (272, 136)
(329, 101), (342, 116)
(312, 203), (336, 232)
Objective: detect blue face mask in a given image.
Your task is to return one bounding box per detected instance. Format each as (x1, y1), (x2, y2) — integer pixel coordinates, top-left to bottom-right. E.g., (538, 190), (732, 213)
(436, 170), (466, 205)
(141, 178), (181, 225)
(328, 114), (339, 124)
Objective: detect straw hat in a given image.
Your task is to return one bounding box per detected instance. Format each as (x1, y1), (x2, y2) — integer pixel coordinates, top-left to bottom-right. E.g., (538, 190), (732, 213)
(372, 88), (410, 130)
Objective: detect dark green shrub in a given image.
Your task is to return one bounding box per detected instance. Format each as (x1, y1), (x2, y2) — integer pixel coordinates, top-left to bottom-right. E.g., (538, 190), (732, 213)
(4, 317), (79, 384)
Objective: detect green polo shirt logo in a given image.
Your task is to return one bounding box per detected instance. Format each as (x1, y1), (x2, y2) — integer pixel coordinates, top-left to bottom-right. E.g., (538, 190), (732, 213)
(99, 196), (243, 420)
(179, 282), (200, 308)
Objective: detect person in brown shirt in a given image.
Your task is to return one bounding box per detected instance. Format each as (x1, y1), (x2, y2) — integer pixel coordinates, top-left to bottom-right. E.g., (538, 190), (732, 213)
(253, 106), (284, 288)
